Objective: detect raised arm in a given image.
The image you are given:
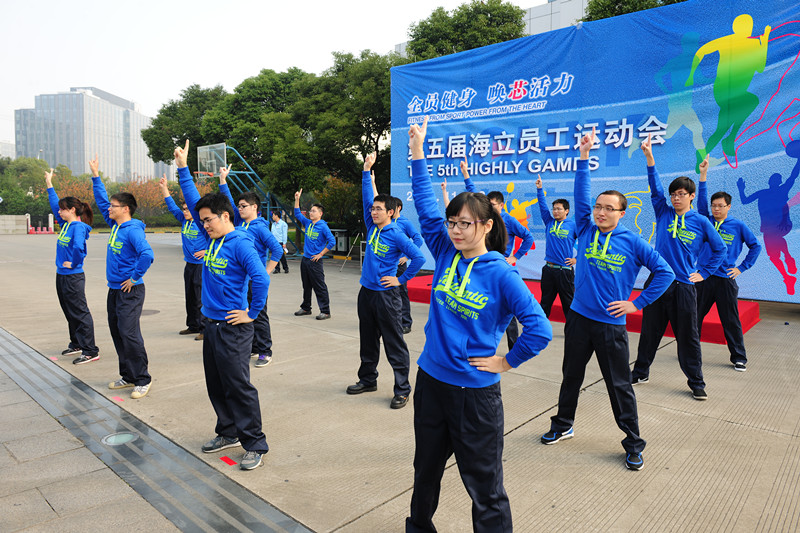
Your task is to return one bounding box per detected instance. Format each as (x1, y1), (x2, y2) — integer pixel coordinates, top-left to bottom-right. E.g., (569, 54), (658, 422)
(89, 155), (114, 227)
(573, 127), (596, 235)
(697, 156), (710, 217)
(362, 152), (376, 228)
(536, 174), (553, 225)
(160, 175), (184, 222)
(293, 189), (310, 226)
(45, 168), (66, 225)
(642, 134), (668, 216)
(410, 117), (451, 258)
(460, 157), (478, 193)
(175, 140), (207, 238)
(440, 177), (450, 208)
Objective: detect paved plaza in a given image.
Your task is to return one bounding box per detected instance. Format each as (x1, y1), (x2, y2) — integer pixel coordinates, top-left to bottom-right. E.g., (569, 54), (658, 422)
(1, 232), (799, 532)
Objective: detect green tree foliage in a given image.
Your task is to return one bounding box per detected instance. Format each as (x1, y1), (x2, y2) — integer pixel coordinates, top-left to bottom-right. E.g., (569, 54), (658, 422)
(0, 157), (51, 216)
(406, 0), (526, 61)
(314, 176), (360, 232)
(141, 84), (228, 171)
(582, 0), (688, 21)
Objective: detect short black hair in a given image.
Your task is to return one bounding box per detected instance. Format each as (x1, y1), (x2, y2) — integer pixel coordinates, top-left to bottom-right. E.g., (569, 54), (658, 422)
(597, 190), (628, 211)
(393, 196), (404, 211)
(487, 191), (505, 204)
(373, 194), (398, 214)
(710, 191), (732, 205)
(553, 198), (570, 211)
(195, 193), (234, 220)
(236, 192), (260, 209)
(110, 192), (137, 216)
(669, 176), (696, 195)
(312, 203), (324, 214)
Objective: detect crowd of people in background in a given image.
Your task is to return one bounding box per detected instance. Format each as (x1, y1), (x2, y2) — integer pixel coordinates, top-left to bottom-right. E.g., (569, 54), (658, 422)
(43, 117), (760, 531)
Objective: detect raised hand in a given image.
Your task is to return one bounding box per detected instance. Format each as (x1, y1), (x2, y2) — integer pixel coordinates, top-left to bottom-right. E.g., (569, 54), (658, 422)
(174, 139), (190, 168)
(535, 174), (543, 189)
(364, 152), (376, 171)
(89, 154), (100, 177)
(45, 168), (55, 187)
(408, 116), (428, 159)
(579, 126), (597, 160)
(294, 188), (303, 208)
(219, 166), (229, 184)
(698, 154), (710, 181)
(640, 133), (654, 165)
(158, 174), (169, 195)
(460, 157), (470, 181)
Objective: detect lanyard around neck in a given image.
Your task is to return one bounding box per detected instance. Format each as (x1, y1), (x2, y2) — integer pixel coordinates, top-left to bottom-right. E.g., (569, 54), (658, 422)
(443, 253), (479, 297)
(368, 226), (385, 253)
(671, 213), (686, 239)
(592, 229), (612, 259)
(58, 221), (71, 240)
(108, 224), (120, 247)
(204, 235), (226, 267)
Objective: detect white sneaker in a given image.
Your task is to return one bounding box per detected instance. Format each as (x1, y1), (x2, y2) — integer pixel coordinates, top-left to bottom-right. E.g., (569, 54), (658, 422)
(131, 383), (151, 399)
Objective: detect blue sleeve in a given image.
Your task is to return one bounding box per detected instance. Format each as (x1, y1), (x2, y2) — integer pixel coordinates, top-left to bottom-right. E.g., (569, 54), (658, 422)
(631, 240), (675, 310)
(503, 272), (553, 367)
(698, 218), (726, 279)
(130, 230), (154, 282)
(71, 224), (89, 266)
(92, 177), (114, 227)
(738, 224), (762, 272)
(262, 229), (283, 261)
(574, 159), (593, 236)
(47, 188), (65, 225)
(218, 183), (241, 225)
(647, 165), (669, 218)
(698, 181), (709, 217)
(403, 218), (424, 248)
(163, 195), (184, 223)
(362, 171), (375, 233)
(411, 158), (454, 259)
(464, 176), (478, 193)
(178, 166), (208, 240)
(396, 233), (426, 283)
(280, 222), (288, 243)
(294, 208), (310, 229)
(240, 244), (269, 319)
(324, 225), (335, 249)
(537, 187), (553, 226)
(509, 217), (534, 259)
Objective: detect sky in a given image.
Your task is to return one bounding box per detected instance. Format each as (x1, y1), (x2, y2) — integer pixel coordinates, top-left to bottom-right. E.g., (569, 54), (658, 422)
(0, 0), (544, 143)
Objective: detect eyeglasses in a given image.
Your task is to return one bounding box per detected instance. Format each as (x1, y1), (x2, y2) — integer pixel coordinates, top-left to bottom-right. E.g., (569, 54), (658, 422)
(237, 203), (253, 210)
(669, 192), (690, 199)
(593, 205), (623, 213)
(181, 206), (190, 211)
(711, 203), (729, 209)
(369, 206), (386, 213)
(109, 204), (122, 209)
(444, 219), (484, 230)
(201, 215), (221, 226)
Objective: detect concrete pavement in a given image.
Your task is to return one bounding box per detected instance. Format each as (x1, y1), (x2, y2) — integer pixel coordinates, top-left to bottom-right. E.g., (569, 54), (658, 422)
(1, 232), (799, 532)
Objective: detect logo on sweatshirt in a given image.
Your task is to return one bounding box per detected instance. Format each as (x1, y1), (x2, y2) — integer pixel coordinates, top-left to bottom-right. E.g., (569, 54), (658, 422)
(584, 248), (627, 273)
(667, 220), (698, 246)
(108, 240), (123, 255)
(550, 224), (571, 239)
(433, 268), (488, 320)
(719, 230), (735, 246)
(207, 258), (228, 276)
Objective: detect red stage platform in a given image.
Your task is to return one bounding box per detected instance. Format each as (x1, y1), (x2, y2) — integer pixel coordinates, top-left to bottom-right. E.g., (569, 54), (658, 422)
(407, 275), (760, 345)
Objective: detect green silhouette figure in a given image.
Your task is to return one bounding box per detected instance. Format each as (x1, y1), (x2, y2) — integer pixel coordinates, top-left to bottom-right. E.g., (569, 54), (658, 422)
(685, 14), (771, 172)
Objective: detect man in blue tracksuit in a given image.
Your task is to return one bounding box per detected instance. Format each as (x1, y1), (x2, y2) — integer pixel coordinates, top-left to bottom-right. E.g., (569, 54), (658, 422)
(696, 157), (761, 371)
(91, 156), (154, 400)
(293, 190), (336, 319)
(541, 129), (674, 472)
(176, 140), (269, 471)
(535, 174), (577, 318)
(271, 211), (290, 274)
(631, 136), (726, 400)
(219, 168), (281, 368)
(160, 176), (207, 340)
(462, 161), (534, 349)
(346, 153), (425, 409)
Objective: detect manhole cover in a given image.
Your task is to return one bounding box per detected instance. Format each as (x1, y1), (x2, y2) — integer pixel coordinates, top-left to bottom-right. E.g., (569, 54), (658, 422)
(141, 310), (160, 316)
(101, 432), (139, 446)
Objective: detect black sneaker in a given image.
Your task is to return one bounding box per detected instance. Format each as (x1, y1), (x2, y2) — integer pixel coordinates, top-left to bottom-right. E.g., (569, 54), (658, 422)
(272, 269), (280, 274)
(692, 388), (708, 401)
(61, 348), (81, 357)
(632, 376), (649, 385)
(346, 382), (377, 395)
(390, 395), (409, 409)
(73, 354), (99, 365)
(294, 309), (312, 316)
(201, 435), (241, 453)
(179, 328), (200, 335)
(541, 427), (574, 445)
(316, 313), (331, 320)
(402, 326), (412, 334)
(625, 452), (644, 471)
(734, 362), (747, 372)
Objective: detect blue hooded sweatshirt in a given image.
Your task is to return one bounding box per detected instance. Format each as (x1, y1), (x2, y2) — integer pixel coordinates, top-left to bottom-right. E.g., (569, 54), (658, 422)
(48, 188), (91, 275)
(219, 183), (283, 265)
(361, 171), (425, 290)
(647, 166), (726, 283)
(536, 187), (577, 266)
(697, 181), (761, 278)
(395, 215), (424, 249)
(294, 208), (336, 258)
(178, 167), (268, 320)
(464, 176), (534, 259)
(92, 178), (154, 289)
(163, 194), (207, 265)
(411, 159), (552, 388)
(571, 159), (675, 325)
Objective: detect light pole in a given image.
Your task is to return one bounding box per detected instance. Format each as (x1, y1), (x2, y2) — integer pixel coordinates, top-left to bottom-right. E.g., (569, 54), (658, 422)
(37, 149), (43, 160)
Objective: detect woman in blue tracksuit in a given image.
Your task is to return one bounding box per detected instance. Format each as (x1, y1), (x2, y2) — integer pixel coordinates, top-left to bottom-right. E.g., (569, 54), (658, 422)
(45, 168), (99, 365)
(406, 118), (553, 532)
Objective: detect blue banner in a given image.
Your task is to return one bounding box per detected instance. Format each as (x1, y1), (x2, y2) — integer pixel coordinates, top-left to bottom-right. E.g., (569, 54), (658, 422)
(391, 0), (800, 303)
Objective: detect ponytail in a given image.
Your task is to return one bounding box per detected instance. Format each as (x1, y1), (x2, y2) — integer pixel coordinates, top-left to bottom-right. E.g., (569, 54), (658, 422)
(445, 192), (508, 254)
(58, 197), (94, 226)
(80, 202), (94, 225)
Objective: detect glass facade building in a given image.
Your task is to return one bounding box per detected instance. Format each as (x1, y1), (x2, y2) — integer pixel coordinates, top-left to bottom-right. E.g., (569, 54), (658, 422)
(15, 87), (171, 182)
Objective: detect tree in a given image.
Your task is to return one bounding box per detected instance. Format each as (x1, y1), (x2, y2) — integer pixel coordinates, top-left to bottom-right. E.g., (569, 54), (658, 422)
(406, 0), (526, 61)
(314, 176), (360, 232)
(141, 84), (228, 171)
(582, 0), (688, 21)
(0, 157), (51, 216)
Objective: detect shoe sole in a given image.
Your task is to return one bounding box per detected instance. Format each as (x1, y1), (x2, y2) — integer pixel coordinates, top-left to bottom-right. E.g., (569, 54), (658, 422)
(390, 401), (408, 409)
(625, 461), (644, 471)
(734, 366), (747, 372)
(542, 432), (574, 445)
(632, 379), (649, 385)
(294, 312), (312, 316)
(108, 383), (134, 390)
(254, 361), (271, 368)
(131, 390), (150, 399)
(692, 394), (708, 401)
(346, 386), (378, 395)
(73, 356), (100, 365)
(202, 441), (242, 454)
(240, 457), (264, 470)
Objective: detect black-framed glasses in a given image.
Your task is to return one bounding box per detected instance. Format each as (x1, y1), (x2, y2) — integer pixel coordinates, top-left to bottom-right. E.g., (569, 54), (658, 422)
(592, 205), (623, 213)
(201, 215), (221, 226)
(444, 219), (484, 230)
(237, 203), (253, 210)
(669, 192), (690, 199)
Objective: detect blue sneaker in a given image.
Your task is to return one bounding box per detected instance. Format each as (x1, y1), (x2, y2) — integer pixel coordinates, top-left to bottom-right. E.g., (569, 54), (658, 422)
(625, 452), (644, 471)
(541, 427), (574, 445)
